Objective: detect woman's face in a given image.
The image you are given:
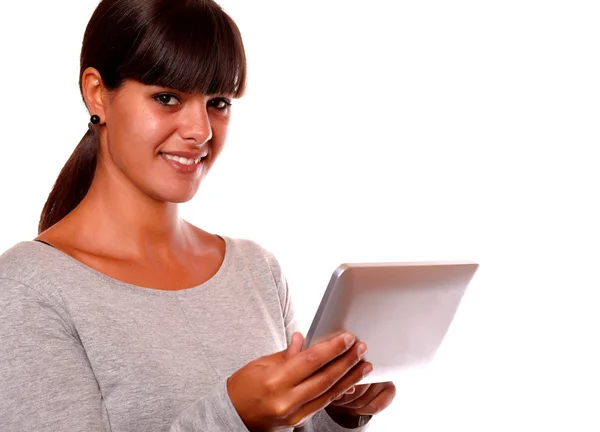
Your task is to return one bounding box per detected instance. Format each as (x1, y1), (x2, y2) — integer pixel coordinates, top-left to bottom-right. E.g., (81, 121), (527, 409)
(101, 79), (232, 203)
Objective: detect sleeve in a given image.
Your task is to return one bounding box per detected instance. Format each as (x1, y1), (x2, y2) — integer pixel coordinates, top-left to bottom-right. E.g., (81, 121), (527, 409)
(0, 278), (249, 432)
(169, 380), (251, 431)
(0, 278), (111, 431)
(265, 254), (372, 431)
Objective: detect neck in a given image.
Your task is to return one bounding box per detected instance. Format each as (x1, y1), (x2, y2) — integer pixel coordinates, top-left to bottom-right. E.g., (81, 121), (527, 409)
(69, 160), (187, 257)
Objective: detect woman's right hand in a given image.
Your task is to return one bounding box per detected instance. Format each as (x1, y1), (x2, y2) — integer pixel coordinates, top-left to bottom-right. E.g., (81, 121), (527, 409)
(227, 332), (371, 431)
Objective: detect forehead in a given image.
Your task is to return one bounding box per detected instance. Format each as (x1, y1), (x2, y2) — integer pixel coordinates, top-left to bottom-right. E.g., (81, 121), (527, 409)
(112, 80), (234, 99)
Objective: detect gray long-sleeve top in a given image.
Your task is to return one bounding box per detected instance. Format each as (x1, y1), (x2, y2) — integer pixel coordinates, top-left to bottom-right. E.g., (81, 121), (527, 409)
(0, 236), (370, 431)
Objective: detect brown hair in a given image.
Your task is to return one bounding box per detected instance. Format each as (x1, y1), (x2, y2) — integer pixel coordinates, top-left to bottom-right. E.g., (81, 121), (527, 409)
(38, 0), (247, 233)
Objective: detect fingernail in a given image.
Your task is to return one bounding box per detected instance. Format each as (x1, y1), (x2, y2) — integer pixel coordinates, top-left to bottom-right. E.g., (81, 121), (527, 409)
(357, 343), (367, 358)
(346, 386), (356, 394)
(343, 333), (355, 348)
(363, 364), (373, 377)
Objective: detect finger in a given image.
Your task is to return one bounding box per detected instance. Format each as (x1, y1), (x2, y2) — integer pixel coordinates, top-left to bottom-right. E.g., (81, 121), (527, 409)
(333, 386), (356, 401)
(339, 382), (392, 411)
(292, 342), (368, 403)
(294, 359), (372, 417)
(354, 384), (396, 416)
(330, 383), (371, 406)
(282, 332), (304, 360)
(335, 382), (381, 410)
(279, 332), (358, 386)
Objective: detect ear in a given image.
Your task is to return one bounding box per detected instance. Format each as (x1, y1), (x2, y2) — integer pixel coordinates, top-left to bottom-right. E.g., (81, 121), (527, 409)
(81, 67), (108, 124)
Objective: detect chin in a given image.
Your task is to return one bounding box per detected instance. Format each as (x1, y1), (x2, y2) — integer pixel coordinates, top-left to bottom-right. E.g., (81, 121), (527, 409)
(167, 195), (196, 204)
(151, 185), (201, 204)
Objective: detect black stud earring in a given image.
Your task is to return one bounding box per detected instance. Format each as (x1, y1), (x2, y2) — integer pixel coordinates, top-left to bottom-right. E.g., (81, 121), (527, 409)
(90, 114), (101, 125)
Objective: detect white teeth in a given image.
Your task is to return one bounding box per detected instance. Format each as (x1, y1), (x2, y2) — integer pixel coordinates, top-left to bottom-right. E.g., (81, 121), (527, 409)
(163, 153), (202, 165)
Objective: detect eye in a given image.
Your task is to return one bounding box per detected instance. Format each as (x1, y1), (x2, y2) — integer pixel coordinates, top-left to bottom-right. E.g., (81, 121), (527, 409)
(208, 97), (232, 111)
(152, 93), (181, 106)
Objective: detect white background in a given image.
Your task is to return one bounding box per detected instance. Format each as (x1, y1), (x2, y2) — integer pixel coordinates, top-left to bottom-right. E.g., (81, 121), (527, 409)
(1, 1), (599, 430)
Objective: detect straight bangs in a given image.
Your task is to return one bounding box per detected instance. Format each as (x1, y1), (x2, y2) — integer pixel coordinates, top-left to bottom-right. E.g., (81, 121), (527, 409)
(119, 1), (246, 97)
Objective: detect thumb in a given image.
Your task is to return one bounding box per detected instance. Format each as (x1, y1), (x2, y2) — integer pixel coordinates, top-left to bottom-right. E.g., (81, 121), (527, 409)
(282, 331), (304, 360)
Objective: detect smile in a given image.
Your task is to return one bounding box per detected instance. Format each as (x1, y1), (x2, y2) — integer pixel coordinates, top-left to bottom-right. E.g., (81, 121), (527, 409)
(161, 153), (204, 165)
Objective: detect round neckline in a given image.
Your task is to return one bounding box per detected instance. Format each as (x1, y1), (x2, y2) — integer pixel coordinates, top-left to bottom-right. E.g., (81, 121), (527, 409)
(26, 235), (234, 295)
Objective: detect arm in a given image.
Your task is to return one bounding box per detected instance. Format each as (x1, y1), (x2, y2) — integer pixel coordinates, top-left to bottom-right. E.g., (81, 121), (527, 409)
(168, 380), (250, 431)
(265, 256), (372, 431)
(0, 278), (111, 431)
(0, 278), (250, 432)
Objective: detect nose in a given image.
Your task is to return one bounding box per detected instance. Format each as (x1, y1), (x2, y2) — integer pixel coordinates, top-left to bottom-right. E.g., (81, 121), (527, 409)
(178, 102), (213, 145)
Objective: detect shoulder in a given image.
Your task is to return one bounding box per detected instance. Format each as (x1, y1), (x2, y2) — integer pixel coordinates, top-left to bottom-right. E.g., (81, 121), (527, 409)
(225, 236), (285, 275)
(0, 241), (70, 304)
(223, 235), (288, 292)
(1, 241), (46, 281)
(0, 243), (78, 352)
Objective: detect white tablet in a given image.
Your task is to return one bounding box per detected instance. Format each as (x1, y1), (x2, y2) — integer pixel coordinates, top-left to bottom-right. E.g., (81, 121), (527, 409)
(303, 261), (479, 384)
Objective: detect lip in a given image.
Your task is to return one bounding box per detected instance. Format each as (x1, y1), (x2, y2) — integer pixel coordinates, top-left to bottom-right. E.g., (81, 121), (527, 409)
(160, 150), (208, 159)
(160, 153), (205, 174)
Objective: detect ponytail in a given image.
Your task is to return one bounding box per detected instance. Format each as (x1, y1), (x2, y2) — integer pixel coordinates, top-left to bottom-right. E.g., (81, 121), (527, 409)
(38, 125), (99, 234)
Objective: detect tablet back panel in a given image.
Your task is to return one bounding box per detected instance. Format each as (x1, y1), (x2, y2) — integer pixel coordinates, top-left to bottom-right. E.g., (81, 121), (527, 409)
(303, 261), (479, 384)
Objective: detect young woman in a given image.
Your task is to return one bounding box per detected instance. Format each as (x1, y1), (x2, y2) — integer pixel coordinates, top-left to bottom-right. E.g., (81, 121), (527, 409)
(0, 0), (395, 430)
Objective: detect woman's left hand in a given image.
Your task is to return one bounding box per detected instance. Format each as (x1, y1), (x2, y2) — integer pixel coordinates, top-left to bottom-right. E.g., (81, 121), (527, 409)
(325, 381), (396, 418)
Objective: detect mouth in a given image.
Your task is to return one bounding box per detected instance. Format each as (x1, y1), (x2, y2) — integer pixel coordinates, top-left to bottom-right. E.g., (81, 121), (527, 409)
(159, 150), (209, 174)
(160, 151), (208, 166)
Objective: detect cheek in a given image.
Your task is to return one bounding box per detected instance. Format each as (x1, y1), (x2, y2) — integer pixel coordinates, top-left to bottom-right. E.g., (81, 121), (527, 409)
(209, 117), (230, 159)
(107, 107), (167, 165)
